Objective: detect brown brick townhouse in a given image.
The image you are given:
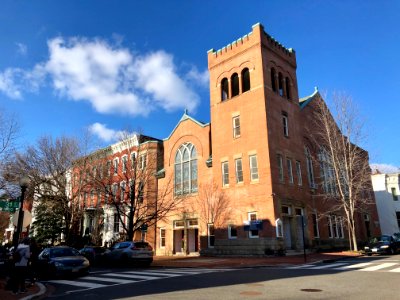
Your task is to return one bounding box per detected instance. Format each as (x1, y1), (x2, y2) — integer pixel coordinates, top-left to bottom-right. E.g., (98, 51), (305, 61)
(75, 23), (380, 255)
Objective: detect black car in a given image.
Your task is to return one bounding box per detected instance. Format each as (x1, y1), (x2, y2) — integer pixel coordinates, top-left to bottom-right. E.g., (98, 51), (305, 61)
(364, 235), (400, 255)
(37, 246), (90, 278)
(79, 246), (109, 265)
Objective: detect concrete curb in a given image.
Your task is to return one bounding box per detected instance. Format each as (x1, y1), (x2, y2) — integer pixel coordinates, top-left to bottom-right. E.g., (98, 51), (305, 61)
(20, 282), (46, 300)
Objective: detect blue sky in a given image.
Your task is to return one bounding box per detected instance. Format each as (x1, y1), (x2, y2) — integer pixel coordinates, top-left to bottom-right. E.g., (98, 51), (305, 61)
(1, 1), (399, 170)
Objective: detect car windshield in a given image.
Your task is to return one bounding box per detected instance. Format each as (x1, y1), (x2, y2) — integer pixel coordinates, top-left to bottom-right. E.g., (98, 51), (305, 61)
(50, 248), (79, 258)
(379, 236), (391, 242)
(114, 242), (131, 249)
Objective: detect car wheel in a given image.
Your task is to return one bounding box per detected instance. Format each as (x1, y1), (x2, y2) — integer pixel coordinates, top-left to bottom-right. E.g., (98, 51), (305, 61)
(367, 253), (372, 256)
(388, 248), (395, 255)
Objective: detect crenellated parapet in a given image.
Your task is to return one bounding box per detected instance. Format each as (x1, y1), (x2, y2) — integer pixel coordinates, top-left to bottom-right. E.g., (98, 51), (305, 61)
(208, 23), (296, 68)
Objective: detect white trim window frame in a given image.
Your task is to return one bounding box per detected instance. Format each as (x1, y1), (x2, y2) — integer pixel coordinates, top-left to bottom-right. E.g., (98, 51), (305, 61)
(113, 158), (119, 175)
(222, 161), (229, 187)
(249, 155), (259, 181)
(248, 212), (259, 238)
(113, 213), (120, 233)
(327, 216), (333, 238)
(233, 115), (241, 138)
(131, 152), (137, 170)
(295, 161), (302, 186)
(139, 153), (147, 170)
(112, 183), (118, 202)
(120, 181), (126, 202)
(287, 158), (294, 184)
(208, 223), (215, 248)
(160, 228), (166, 248)
(122, 155), (128, 173)
(282, 112), (289, 137)
(275, 218), (283, 238)
(107, 161), (112, 177)
(235, 158), (243, 183)
(277, 154), (284, 182)
(228, 224), (237, 239)
(312, 212), (320, 238)
(305, 147), (315, 188)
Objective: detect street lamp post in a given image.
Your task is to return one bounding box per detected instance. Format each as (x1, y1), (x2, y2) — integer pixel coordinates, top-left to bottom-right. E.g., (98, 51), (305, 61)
(13, 176), (29, 250)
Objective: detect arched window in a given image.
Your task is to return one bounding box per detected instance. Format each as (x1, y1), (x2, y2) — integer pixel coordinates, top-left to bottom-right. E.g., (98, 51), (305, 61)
(319, 148), (336, 195)
(174, 143), (198, 195)
(305, 147), (315, 188)
(271, 68), (277, 92)
(241, 68), (251, 92)
(278, 72), (284, 97)
(285, 77), (291, 99)
(221, 78), (229, 101)
(231, 73), (239, 97)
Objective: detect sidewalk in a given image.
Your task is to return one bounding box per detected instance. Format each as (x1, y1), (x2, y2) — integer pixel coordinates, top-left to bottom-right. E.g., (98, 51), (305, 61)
(152, 251), (362, 269)
(0, 251), (361, 299)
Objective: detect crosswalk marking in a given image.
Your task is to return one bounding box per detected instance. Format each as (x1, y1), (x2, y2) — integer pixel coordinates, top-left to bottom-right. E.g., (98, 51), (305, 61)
(308, 263), (347, 269)
(122, 270), (180, 277)
(49, 280), (107, 289)
(285, 261), (400, 273)
(359, 263), (398, 271)
(286, 264), (316, 269)
(44, 268), (236, 293)
(152, 269), (204, 274)
(83, 276), (137, 284)
(333, 262), (373, 270)
(101, 272), (160, 280)
(389, 267), (400, 273)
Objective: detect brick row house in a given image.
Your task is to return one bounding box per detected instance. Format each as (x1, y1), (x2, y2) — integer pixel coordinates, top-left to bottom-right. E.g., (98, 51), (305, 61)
(71, 23), (380, 255)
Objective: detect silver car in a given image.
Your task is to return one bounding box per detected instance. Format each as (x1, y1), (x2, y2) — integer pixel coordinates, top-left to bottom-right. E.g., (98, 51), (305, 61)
(105, 241), (153, 266)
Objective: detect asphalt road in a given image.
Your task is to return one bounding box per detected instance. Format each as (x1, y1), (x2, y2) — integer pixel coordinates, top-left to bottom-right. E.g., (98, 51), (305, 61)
(43, 255), (399, 299)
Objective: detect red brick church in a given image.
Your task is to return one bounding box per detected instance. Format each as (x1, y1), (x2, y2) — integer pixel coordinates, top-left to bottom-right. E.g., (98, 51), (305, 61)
(76, 23), (380, 255)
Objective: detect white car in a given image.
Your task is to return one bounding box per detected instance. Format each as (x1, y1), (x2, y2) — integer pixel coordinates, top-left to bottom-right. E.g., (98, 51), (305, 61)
(105, 241), (153, 266)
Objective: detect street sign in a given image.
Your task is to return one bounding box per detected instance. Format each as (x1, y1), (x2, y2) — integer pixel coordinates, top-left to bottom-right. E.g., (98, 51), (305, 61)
(0, 200), (20, 212)
(141, 224), (148, 233)
(12, 209), (32, 228)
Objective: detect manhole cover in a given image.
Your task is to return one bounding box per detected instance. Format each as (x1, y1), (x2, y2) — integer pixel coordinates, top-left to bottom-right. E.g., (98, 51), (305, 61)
(301, 289), (322, 293)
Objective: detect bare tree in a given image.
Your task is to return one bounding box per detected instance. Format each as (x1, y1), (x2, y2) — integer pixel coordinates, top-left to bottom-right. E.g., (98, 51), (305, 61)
(311, 92), (375, 251)
(0, 109), (19, 194)
(81, 133), (178, 242)
(6, 135), (91, 245)
(191, 180), (231, 228)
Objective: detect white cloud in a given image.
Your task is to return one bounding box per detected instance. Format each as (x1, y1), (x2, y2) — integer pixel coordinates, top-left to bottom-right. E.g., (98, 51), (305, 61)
(16, 43), (27, 56)
(186, 66), (210, 88)
(0, 68), (23, 99)
(88, 123), (128, 143)
(370, 163), (400, 174)
(133, 51), (200, 113)
(0, 36), (205, 117)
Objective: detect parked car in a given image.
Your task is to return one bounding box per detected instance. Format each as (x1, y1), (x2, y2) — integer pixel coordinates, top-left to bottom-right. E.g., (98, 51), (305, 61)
(105, 241), (153, 266)
(79, 246), (109, 265)
(36, 246), (90, 278)
(364, 235), (400, 255)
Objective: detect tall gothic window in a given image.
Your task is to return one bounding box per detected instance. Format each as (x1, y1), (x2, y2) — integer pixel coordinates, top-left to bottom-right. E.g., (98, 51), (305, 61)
(175, 143), (198, 195)
(305, 147), (315, 188)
